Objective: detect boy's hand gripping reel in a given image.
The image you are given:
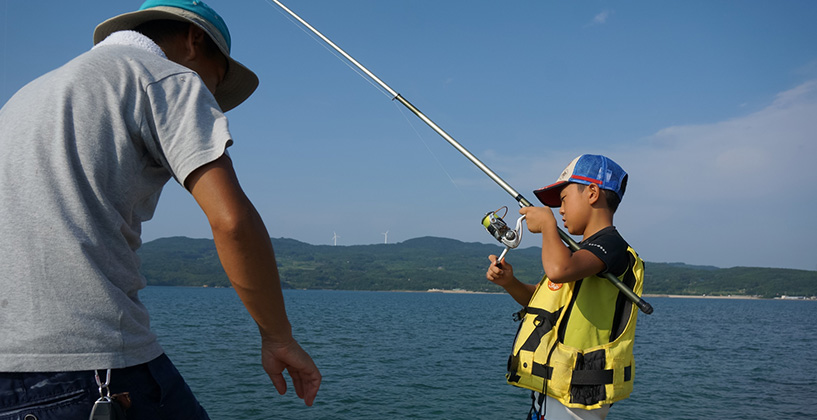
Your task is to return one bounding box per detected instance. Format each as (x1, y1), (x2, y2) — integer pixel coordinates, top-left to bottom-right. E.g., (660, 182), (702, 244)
(481, 207), (526, 265)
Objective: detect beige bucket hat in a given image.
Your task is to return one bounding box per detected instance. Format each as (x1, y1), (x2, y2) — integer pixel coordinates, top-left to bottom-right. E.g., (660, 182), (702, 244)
(93, 0), (258, 112)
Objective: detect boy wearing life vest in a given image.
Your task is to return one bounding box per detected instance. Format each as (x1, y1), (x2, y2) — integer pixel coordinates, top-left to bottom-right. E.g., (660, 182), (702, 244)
(486, 154), (644, 420)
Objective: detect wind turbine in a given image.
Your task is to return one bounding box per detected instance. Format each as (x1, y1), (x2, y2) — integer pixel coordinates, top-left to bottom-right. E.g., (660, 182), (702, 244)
(332, 232), (340, 246)
(382, 230), (389, 244)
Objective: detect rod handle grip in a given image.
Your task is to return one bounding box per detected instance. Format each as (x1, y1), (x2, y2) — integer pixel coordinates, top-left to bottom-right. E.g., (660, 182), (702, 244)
(636, 298), (654, 315)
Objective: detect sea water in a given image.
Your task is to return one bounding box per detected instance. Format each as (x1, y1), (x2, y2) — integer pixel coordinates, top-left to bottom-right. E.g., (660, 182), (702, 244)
(142, 288), (817, 419)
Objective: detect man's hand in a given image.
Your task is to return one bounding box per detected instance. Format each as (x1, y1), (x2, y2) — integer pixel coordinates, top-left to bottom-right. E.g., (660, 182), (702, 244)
(262, 337), (322, 407)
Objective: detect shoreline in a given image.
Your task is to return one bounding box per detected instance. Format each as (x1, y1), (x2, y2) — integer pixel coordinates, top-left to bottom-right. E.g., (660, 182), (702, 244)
(642, 293), (816, 301)
(424, 290), (817, 300)
(157, 286), (817, 300)
(424, 288), (500, 295)
(643, 293), (762, 300)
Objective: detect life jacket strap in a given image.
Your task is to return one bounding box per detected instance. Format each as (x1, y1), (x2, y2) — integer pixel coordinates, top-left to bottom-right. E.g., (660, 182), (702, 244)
(529, 362), (632, 385)
(513, 306), (561, 327)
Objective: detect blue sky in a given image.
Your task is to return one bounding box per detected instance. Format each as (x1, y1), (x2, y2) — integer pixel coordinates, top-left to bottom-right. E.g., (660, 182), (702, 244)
(2, 1), (816, 270)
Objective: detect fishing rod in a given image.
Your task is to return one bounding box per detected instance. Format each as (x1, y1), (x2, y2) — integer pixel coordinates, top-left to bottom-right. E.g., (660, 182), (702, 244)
(270, 0), (653, 315)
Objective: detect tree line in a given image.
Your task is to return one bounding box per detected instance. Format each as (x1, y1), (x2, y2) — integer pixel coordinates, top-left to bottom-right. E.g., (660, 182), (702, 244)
(137, 236), (817, 298)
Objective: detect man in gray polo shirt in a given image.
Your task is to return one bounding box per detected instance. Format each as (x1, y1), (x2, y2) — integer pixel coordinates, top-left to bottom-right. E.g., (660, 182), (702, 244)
(0, 1), (320, 418)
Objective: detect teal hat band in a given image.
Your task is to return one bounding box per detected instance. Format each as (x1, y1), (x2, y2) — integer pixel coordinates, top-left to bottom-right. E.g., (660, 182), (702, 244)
(139, 0), (231, 51)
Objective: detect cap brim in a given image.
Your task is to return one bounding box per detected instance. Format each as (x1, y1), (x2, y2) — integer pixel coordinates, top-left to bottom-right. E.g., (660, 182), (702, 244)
(93, 9), (258, 112)
(533, 181), (568, 207)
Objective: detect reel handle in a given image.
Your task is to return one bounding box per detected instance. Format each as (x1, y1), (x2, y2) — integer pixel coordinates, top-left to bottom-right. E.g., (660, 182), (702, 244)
(496, 247), (510, 267)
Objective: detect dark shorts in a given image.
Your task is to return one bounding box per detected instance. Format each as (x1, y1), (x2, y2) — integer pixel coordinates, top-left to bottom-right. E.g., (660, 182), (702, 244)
(0, 353), (209, 420)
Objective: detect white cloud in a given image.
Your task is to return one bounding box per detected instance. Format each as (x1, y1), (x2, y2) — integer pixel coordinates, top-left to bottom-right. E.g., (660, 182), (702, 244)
(502, 79), (817, 269)
(621, 79), (817, 269)
(794, 59), (817, 78)
(587, 10), (612, 27)
(635, 79), (817, 201)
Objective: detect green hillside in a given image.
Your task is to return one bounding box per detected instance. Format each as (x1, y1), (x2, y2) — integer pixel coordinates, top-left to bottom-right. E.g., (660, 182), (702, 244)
(137, 236), (817, 298)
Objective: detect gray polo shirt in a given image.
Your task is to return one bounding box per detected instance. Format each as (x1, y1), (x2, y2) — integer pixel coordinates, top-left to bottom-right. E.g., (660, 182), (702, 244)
(0, 36), (231, 371)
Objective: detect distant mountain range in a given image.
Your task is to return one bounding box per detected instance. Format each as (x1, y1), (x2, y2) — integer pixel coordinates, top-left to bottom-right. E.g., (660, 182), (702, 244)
(137, 236), (817, 298)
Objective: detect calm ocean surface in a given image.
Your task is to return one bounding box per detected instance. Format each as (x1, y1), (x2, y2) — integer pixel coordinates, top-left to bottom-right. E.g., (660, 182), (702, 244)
(142, 288), (817, 419)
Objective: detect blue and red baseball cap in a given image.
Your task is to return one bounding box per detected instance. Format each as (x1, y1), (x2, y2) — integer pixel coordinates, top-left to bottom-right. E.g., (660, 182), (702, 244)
(533, 154), (628, 207)
(93, 0), (258, 112)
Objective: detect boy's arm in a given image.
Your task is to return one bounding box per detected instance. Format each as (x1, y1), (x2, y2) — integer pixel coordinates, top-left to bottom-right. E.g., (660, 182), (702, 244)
(486, 255), (536, 306)
(520, 207), (605, 283)
(185, 154), (321, 406)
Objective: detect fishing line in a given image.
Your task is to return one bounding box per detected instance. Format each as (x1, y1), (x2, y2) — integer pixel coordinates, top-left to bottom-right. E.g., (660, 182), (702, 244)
(267, 0), (653, 314)
(264, 0), (392, 99)
(1, 0), (8, 101)
(391, 100), (466, 197)
(267, 0), (465, 196)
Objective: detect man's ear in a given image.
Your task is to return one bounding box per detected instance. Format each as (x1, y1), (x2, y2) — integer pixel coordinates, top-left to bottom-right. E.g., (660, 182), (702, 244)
(182, 24), (207, 61)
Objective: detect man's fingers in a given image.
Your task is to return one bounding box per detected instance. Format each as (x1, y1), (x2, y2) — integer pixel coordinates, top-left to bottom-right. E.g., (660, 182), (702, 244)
(302, 373), (321, 406)
(270, 372), (287, 395)
(289, 369), (305, 399)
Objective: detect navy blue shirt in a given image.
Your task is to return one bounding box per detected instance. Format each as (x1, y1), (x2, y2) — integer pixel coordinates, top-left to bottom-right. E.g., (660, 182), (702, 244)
(580, 226), (630, 277)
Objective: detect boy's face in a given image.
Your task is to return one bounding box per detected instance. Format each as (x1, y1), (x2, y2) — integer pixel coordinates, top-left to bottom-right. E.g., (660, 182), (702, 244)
(558, 183), (591, 236)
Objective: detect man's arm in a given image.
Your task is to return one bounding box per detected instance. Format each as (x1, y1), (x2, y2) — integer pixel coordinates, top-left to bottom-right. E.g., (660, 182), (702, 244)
(185, 154), (321, 406)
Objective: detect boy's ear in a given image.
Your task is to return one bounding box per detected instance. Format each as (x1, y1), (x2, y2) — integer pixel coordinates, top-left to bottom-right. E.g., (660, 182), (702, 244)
(586, 183), (601, 205)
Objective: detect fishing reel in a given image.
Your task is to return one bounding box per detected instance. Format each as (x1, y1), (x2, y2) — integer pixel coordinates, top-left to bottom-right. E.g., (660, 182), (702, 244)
(481, 206), (526, 263)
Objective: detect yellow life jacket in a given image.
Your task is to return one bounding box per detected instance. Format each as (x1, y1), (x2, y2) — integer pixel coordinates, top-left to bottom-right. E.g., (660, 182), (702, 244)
(506, 247), (644, 409)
